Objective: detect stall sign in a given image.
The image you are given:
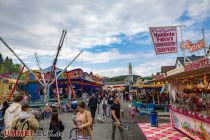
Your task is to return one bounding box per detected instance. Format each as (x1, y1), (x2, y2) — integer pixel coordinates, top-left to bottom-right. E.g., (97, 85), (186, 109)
(171, 110), (210, 140)
(149, 26), (178, 54)
(154, 74), (165, 80)
(181, 39), (206, 53)
(67, 69), (83, 79)
(185, 57), (209, 72)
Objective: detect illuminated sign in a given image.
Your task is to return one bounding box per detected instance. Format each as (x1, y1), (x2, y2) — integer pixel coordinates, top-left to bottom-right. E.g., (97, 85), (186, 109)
(185, 57), (209, 72)
(181, 39), (206, 53)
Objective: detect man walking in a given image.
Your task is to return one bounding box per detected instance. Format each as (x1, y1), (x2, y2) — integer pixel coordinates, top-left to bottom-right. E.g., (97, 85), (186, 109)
(88, 94), (98, 122)
(107, 92), (114, 116)
(111, 95), (124, 140)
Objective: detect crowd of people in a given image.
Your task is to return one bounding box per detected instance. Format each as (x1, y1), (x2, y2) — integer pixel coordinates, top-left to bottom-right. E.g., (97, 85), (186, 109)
(85, 91), (132, 140)
(0, 94), (65, 140)
(0, 90), (136, 140)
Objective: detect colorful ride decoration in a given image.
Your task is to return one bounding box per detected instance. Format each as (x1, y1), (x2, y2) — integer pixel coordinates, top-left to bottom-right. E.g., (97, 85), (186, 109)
(21, 68), (103, 101)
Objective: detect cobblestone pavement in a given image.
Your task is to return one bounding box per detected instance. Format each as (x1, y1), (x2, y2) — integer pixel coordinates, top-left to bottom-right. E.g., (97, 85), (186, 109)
(34, 101), (170, 140)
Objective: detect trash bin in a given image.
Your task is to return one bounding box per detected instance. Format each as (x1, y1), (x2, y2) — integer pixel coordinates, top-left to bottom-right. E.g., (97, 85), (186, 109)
(150, 111), (158, 127)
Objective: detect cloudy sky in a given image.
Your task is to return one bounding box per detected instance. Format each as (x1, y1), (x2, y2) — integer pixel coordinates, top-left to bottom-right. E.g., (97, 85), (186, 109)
(0, 0), (210, 77)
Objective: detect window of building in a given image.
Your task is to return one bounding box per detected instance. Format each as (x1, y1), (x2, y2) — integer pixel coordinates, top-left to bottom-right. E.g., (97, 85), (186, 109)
(9, 85), (12, 90)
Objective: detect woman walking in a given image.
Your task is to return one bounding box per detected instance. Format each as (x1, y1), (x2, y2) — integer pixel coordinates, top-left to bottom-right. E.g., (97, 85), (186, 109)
(102, 97), (107, 117)
(74, 101), (93, 140)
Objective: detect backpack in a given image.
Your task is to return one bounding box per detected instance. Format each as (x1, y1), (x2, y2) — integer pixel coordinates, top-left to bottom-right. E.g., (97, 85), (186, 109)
(49, 121), (64, 139)
(4, 118), (29, 140)
(13, 118), (30, 131)
(50, 121), (64, 134)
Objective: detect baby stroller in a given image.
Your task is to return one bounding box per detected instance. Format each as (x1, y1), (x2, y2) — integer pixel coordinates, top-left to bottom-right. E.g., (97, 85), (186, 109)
(69, 128), (90, 140)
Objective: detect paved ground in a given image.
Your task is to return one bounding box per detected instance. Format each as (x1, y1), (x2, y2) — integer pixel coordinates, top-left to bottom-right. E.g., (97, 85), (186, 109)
(34, 101), (170, 140)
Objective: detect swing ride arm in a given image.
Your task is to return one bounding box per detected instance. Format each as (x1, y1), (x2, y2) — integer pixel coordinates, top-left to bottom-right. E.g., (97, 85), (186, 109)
(50, 50), (83, 85)
(0, 37), (45, 87)
(8, 65), (25, 101)
(34, 52), (46, 85)
(47, 30), (67, 85)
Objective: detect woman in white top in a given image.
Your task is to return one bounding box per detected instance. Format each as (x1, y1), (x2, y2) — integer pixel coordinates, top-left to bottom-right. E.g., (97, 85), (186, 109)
(102, 97), (107, 117)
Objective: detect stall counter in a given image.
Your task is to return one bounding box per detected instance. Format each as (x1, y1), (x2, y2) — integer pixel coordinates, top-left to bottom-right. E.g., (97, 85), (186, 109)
(170, 108), (210, 140)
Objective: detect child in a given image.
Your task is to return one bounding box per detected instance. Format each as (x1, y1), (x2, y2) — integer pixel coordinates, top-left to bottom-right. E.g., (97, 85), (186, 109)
(129, 104), (136, 123)
(44, 103), (52, 118)
(49, 112), (64, 140)
(102, 97), (107, 117)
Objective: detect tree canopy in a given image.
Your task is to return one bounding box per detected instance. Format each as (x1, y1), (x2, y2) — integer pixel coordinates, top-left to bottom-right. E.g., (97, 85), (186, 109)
(0, 53), (20, 74)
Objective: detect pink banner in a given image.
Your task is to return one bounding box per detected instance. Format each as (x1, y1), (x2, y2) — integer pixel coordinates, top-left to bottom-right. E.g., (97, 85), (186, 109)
(149, 26), (178, 54)
(184, 57), (210, 72)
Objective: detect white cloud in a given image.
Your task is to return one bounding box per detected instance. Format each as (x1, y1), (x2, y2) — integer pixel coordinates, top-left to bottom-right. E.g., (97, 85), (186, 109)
(1, 0), (209, 51)
(187, 0), (210, 19)
(80, 49), (137, 64)
(1, 0), (210, 77)
(134, 57), (176, 76)
(90, 67), (128, 78)
(50, 47), (137, 64)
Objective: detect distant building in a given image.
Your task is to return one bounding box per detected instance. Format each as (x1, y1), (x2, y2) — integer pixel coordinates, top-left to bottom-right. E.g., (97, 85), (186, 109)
(0, 73), (17, 102)
(0, 78), (16, 102)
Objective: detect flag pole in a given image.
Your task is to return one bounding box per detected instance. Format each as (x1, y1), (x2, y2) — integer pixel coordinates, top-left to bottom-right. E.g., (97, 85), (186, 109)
(202, 28), (207, 56)
(179, 25), (186, 65)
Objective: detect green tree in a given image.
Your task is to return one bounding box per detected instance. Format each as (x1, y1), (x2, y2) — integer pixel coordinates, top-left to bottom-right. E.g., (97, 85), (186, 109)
(0, 53), (3, 64)
(0, 56), (19, 73)
(9, 58), (13, 65)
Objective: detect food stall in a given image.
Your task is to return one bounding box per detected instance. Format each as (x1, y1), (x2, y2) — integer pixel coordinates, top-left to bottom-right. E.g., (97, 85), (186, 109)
(166, 57), (210, 140)
(132, 80), (165, 104)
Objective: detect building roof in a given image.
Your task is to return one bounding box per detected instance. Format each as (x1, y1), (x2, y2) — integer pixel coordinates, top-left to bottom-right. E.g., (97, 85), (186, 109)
(0, 73), (18, 79)
(176, 55), (205, 66)
(43, 66), (63, 73)
(161, 66), (175, 73)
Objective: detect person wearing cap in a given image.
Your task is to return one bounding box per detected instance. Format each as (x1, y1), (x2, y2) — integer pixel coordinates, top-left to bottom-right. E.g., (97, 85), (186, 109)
(4, 94), (23, 130)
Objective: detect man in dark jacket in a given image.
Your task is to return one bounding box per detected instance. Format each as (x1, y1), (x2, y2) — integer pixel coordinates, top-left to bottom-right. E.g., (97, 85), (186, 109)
(88, 94), (99, 122)
(107, 92), (114, 116)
